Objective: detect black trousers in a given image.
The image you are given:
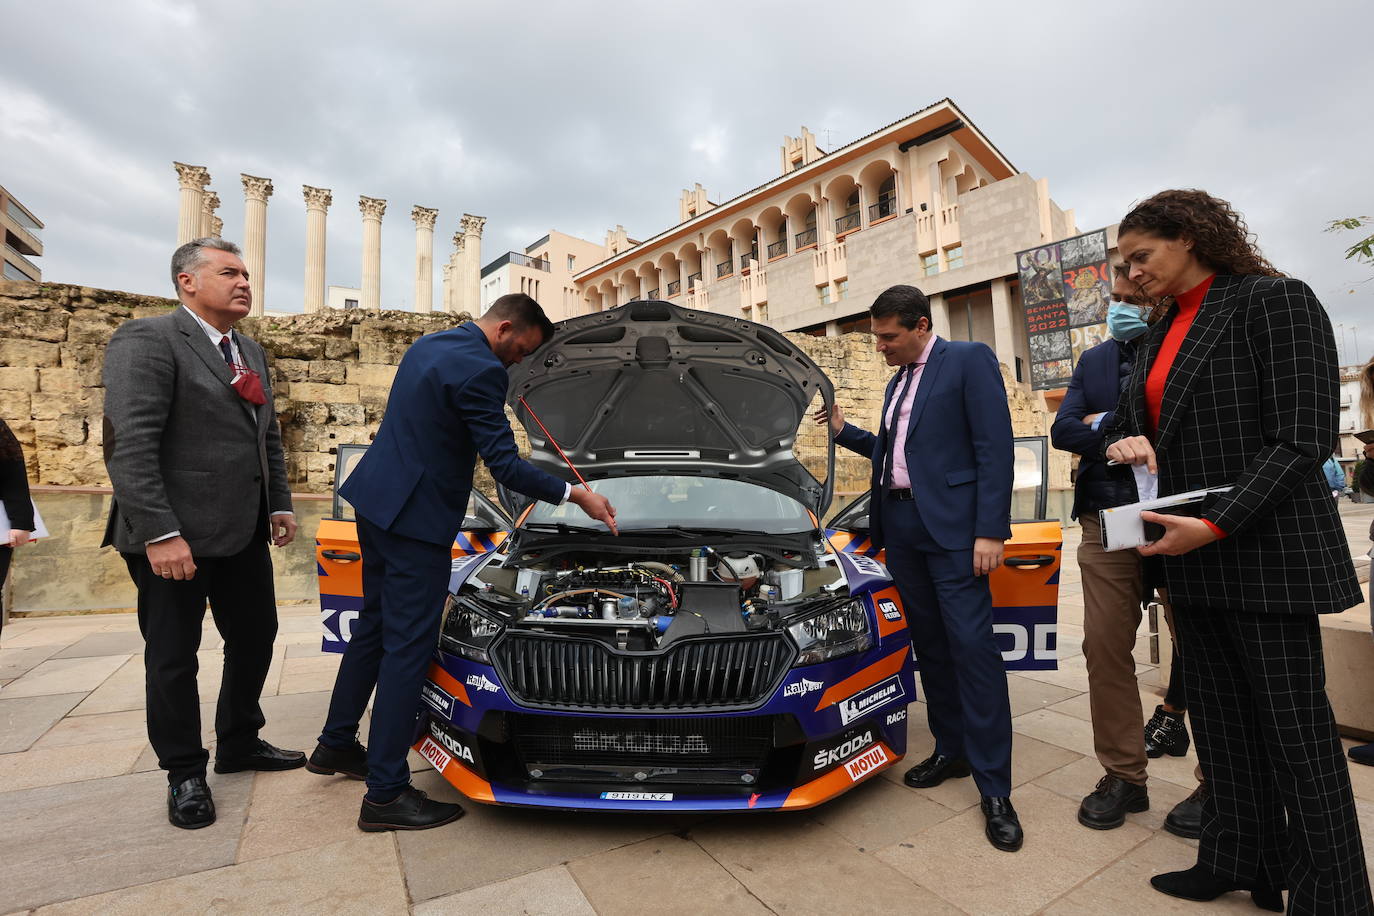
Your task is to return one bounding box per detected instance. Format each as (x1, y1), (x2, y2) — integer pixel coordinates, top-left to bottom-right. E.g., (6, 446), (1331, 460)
(1176, 605), (1372, 914)
(123, 539), (277, 785)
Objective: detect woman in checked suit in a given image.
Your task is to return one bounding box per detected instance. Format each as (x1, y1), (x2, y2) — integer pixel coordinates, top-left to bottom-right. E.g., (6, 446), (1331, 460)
(1105, 189), (1371, 914)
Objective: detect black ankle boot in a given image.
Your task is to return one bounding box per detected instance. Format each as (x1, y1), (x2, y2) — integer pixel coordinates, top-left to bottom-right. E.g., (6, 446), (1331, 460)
(1150, 864), (1282, 912)
(1143, 705), (1190, 758)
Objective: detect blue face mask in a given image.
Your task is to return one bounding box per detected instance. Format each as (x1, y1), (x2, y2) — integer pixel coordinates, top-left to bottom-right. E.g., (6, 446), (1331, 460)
(1107, 302), (1149, 341)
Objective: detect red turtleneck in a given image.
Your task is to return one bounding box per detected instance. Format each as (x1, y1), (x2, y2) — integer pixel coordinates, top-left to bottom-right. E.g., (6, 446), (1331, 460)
(1145, 274), (1215, 436)
(1143, 273), (1225, 538)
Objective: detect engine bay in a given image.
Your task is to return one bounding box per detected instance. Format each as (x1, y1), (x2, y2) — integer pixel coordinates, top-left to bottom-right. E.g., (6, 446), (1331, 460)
(451, 544), (849, 652)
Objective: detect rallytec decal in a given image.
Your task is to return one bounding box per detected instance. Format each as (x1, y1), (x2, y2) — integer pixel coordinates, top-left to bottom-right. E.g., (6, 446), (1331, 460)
(843, 744), (890, 781)
(812, 730), (876, 770)
(783, 677), (824, 698)
(600, 792), (674, 801)
(837, 675), (905, 725)
(421, 682), (454, 718)
(466, 673), (501, 693)
(418, 736), (452, 773)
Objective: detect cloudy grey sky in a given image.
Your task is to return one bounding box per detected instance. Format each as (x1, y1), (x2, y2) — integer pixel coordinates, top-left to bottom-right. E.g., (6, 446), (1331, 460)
(4, 0), (1372, 362)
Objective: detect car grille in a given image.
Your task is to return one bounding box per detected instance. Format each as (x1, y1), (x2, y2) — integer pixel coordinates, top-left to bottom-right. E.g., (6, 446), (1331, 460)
(492, 631), (795, 711)
(508, 713), (773, 783)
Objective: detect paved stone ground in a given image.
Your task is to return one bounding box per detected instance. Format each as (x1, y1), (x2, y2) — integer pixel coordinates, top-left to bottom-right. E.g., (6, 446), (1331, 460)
(2, 503), (1372, 915)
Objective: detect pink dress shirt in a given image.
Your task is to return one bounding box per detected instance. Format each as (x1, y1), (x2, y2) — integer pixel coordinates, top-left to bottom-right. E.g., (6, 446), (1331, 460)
(882, 333), (938, 489)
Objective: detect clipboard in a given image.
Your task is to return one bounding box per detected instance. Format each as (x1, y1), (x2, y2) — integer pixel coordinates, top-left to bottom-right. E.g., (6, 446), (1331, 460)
(1098, 486), (1231, 551)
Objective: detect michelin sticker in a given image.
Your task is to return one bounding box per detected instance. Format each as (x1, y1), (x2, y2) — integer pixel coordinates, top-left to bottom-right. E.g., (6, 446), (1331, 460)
(837, 675), (905, 725)
(421, 683), (454, 718)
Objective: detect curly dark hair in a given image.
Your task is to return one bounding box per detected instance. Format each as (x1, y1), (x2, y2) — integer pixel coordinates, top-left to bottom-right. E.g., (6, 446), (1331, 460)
(1119, 189), (1284, 278)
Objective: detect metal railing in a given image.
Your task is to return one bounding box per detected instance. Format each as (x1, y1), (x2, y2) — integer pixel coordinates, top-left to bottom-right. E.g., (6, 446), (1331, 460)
(834, 212), (861, 234)
(740, 254), (754, 270)
(766, 239), (788, 258)
(667, 279), (681, 296)
(6, 202), (42, 240)
(794, 228), (817, 248)
(481, 251), (551, 277)
(716, 260), (733, 278)
(646, 288), (659, 300)
(4, 244), (39, 280)
(688, 272), (701, 287)
(868, 197), (898, 221)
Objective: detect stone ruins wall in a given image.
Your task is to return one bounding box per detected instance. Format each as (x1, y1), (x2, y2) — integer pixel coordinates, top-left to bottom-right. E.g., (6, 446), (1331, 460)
(0, 279), (1041, 501)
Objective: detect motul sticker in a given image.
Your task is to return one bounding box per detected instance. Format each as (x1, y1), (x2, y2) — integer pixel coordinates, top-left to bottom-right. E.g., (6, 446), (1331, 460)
(843, 744), (890, 781)
(418, 736), (452, 772)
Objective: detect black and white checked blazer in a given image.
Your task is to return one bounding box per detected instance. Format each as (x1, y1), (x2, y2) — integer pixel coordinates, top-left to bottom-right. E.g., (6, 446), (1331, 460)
(1103, 273), (1362, 614)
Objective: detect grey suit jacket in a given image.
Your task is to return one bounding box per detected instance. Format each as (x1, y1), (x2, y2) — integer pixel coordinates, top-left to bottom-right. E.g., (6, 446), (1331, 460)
(101, 306), (292, 556)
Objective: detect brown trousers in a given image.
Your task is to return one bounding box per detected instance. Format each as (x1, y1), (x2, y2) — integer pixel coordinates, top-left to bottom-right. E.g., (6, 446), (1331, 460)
(1078, 514), (1149, 785)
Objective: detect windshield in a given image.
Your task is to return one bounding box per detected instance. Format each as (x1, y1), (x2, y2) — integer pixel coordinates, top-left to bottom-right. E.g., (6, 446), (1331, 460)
(527, 475), (815, 534)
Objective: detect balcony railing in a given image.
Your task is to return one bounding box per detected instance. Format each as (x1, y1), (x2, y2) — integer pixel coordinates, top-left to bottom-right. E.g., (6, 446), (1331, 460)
(794, 228), (817, 248)
(646, 288), (659, 300)
(667, 280), (681, 296)
(740, 254), (754, 270)
(766, 239), (788, 259)
(868, 197), (898, 221)
(481, 251), (551, 277)
(834, 212), (861, 234)
(716, 260), (733, 279)
(4, 244), (40, 281)
(688, 272), (702, 288)
(6, 202), (42, 239)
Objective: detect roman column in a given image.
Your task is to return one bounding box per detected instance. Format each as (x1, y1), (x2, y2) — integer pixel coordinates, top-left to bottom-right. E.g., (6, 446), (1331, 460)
(199, 191), (220, 238)
(209, 215), (223, 238)
(412, 206), (438, 313)
(241, 174), (273, 316)
(303, 185), (332, 313)
(359, 196), (387, 310)
(459, 214), (486, 316)
(444, 232), (465, 312)
(174, 162), (210, 245)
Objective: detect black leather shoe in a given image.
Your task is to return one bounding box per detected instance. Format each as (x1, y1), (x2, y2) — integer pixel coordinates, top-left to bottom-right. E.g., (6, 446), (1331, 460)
(981, 795), (1023, 852)
(1077, 775), (1149, 830)
(306, 740), (368, 780)
(357, 786), (465, 832)
(213, 738), (307, 773)
(1163, 783), (1205, 840)
(1349, 742), (1374, 767)
(1150, 864), (1282, 912)
(167, 776), (215, 829)
(902, 753), (972, 789)
(1143, 705), (1190, 758)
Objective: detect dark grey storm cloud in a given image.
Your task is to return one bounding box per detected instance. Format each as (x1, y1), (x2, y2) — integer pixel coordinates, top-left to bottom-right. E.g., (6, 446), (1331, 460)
(4, 0), (1372, 362)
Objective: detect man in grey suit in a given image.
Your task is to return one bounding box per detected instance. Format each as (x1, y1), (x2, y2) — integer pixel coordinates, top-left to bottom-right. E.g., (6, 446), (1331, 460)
(102, 238), (305, 829)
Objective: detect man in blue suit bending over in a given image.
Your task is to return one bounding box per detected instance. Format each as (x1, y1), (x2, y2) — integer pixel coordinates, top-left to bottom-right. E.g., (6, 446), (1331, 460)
(816, 285), (1018, 851)
(312, 294), (617, 831)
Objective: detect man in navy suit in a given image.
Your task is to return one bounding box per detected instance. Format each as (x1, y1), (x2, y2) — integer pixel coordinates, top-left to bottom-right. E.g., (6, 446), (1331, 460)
(312, 294), (617, 831)
(816, 284), (1019, 851)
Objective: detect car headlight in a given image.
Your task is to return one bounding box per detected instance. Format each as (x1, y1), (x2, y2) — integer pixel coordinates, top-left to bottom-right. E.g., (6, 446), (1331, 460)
(440, 595), (505, 664)
(787, 600), (873, 665)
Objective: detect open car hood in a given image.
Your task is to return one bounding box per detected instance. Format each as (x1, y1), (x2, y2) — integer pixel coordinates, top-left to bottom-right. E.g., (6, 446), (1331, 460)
(506, 300), (835, 516)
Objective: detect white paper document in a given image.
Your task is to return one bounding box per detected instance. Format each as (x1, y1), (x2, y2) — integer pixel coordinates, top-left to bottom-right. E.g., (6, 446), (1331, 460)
(1098, 486), (1232, 552)
(1132, 465), (1158, 503)
(0, 500), (49, 540)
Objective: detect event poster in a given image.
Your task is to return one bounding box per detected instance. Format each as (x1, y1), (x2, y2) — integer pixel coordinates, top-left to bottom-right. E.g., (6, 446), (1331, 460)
(1016, 229), (1110, 390)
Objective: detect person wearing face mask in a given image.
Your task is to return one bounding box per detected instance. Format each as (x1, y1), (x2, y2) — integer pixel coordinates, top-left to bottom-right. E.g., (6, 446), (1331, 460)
(1105, 189), (1369, 913)
(1052, 266), (1204, 837)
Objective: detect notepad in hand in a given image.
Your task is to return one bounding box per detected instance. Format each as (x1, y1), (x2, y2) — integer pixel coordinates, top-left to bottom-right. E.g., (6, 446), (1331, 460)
(1098, 486), (1231, 551)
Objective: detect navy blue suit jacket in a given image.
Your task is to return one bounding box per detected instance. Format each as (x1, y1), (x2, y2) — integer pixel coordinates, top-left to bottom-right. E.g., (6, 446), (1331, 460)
(340, 322), (567, 546)
(1050, 339), (1136, 519)
(837, 337), (1013, 552)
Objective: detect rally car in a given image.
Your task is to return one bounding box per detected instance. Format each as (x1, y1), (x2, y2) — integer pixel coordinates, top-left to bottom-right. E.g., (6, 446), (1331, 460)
(316, 300), (1060, 812)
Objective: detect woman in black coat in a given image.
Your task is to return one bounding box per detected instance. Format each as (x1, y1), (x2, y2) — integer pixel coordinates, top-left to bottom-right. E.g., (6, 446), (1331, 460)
(0, 419), (35, 634)
(1106, 189), (1370, 914)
